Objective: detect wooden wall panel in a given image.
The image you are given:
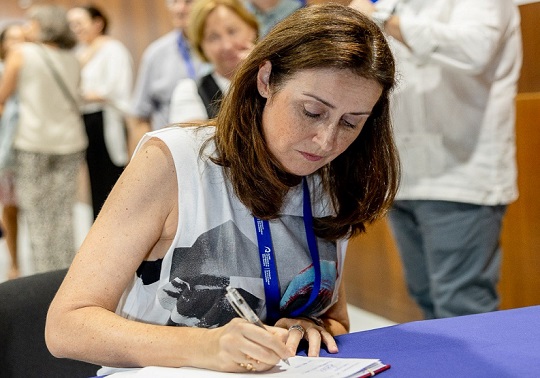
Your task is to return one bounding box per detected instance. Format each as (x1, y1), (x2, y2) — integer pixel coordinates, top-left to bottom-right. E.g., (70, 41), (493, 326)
(518, 2), (540, 93)
(343, 219), (423, 323)
(499, 93), (540, 309)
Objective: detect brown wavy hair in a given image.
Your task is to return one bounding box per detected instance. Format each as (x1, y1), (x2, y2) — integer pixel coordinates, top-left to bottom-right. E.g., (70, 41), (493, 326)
(208, 3), (400, 241)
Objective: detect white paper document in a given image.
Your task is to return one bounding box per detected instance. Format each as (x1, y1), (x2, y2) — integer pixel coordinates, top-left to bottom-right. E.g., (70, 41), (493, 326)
(107, 356), (387, 377)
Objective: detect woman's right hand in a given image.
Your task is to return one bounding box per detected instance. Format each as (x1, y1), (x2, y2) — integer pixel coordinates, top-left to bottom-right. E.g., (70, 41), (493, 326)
(204, 318), (291, 372)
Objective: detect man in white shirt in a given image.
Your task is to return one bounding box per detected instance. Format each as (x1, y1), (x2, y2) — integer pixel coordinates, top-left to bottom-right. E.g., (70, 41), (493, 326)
(127, 0), (207, 153)
(350, 0), (523, 318)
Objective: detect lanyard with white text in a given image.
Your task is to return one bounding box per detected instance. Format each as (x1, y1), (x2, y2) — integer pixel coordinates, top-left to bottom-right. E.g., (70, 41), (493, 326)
(254, 178), (322, 324)
(177, 33), (196, 80)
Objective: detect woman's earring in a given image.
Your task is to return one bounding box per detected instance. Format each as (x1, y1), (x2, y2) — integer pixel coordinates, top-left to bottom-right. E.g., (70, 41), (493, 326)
(259, 85), (269, 98)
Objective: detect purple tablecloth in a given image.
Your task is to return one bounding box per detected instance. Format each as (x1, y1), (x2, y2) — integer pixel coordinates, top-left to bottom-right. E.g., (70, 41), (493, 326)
(314, 305), (540, 377)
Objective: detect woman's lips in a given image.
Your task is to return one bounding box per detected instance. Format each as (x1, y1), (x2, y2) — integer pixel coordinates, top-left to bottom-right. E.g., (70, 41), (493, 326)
(300, 151), (324, 162)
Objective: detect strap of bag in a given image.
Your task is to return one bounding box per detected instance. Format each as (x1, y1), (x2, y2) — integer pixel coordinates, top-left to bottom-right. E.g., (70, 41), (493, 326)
(197, 73), (223, 119)
(38, 44), (80, 113)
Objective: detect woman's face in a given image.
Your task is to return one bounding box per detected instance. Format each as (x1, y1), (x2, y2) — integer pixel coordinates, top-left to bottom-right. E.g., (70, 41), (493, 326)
(167, 0), (194, 31)
(22, 20), (40, 43)
(67, 8), (103, 44)
(201, 5), (256, 79)
(258, 62), (383, 176)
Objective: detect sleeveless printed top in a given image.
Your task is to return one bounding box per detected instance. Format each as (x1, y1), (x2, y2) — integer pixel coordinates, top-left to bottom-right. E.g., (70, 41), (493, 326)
(116, 126), (347, 328)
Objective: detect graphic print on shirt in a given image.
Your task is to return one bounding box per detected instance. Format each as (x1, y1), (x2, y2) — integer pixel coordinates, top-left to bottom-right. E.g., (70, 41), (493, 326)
(157, 217), (338, 327)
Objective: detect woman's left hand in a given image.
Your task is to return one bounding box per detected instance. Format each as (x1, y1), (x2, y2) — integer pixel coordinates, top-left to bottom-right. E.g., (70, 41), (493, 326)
(273, 317), (339, 357)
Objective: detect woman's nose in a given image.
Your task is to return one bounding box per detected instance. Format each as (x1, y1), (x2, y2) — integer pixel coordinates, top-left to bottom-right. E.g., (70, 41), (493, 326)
(219, 35), (235, 52)
(314, 124), (338, 152)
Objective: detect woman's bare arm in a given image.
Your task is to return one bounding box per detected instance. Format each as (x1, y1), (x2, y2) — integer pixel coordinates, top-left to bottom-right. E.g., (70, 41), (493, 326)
(45, 137), (290, 371)
(46, 137), (183, 366)
(0, 47), (23, 111)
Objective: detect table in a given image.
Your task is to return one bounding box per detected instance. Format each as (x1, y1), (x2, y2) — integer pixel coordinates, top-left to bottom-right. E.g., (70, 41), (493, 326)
(314, 305), (540, 377)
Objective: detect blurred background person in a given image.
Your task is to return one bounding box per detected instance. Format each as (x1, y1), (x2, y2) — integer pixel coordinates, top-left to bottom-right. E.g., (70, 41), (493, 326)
(0, 23), (25, 279)
(169, 0), (258, 123)
(0, 5), (87, 274)
(350, 0), (522, 318)
(68, 5), (133, 220)
(127, 0), (209, 153)
(243, 0), (305, 37)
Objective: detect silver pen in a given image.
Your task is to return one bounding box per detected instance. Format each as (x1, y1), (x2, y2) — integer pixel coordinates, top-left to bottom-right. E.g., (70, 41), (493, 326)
(225, 286), (290, 366)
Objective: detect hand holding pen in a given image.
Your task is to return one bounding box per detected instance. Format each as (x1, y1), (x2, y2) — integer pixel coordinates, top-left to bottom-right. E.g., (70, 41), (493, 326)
(225, 286), (291, 369)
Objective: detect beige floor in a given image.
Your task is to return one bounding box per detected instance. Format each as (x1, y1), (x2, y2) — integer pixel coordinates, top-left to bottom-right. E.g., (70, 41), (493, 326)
(0, 202), (395, 333)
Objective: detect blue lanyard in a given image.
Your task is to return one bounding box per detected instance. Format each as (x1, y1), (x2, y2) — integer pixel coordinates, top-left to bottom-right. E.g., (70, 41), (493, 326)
(254, 178), (321, 324)
(299, 0), (307, 7)
(177, 33), (196, 80)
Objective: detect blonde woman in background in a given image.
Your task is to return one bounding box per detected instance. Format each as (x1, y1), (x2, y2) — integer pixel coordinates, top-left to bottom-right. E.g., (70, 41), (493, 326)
(68, 5), (133, 220)
(169, 0), (258, 123)
(0, 5), (87, 274)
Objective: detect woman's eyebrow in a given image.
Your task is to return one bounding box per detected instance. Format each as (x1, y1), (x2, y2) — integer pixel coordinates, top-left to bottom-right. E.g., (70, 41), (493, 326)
(303, 92), (335, 108)
(302, 92), (371, 115)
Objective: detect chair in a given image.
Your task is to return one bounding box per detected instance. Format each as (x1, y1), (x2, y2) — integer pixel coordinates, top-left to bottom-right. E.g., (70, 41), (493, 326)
(0, 269), (100, 377)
